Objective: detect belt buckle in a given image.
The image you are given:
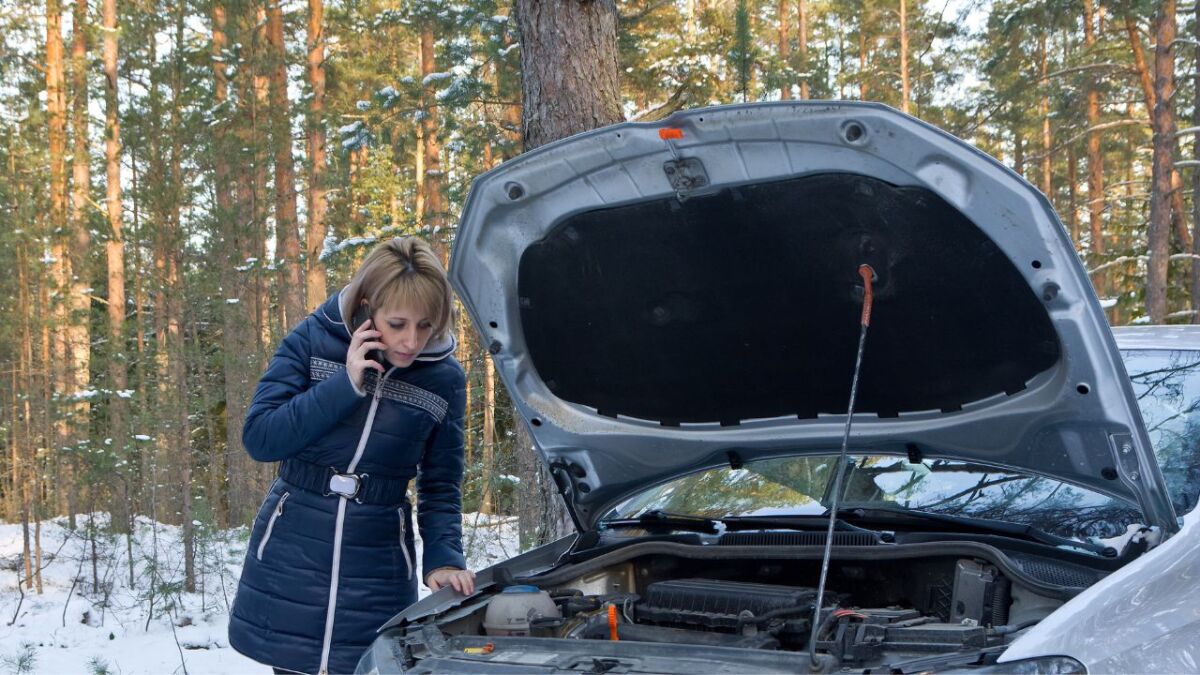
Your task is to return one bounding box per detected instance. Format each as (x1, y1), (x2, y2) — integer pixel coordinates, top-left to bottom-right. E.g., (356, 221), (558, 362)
(325, 470), (367, 501)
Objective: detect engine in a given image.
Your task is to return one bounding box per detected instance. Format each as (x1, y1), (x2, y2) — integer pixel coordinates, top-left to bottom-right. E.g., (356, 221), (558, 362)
(407, 549), (1085, 673)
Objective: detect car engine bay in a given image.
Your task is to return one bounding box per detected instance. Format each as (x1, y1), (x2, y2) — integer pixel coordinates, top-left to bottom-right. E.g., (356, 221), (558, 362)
(390, 543), (1096, 673)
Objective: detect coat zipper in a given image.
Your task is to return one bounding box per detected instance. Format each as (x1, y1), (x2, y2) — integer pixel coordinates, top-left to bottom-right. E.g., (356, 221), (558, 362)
(256, 491), (290, 561)
(319, 367), (394, 675)
(398, 508), (413, 581)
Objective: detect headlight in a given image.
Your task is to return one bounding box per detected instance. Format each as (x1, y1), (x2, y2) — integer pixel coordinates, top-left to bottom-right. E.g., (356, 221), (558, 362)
(970, 656), (1087, 674)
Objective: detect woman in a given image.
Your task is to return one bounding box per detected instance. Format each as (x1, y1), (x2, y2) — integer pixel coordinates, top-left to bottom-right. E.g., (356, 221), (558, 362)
(228, 237), (475, 674)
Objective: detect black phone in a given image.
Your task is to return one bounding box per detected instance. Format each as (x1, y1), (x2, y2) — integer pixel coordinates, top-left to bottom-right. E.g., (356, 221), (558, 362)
(351, 302), (387, 365)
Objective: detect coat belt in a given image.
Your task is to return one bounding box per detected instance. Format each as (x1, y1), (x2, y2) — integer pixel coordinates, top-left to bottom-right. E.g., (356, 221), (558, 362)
(279, 458), (410, 505)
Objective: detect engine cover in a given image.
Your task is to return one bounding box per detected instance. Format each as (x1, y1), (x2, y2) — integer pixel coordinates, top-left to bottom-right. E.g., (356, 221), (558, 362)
(637, 578), (819, 630)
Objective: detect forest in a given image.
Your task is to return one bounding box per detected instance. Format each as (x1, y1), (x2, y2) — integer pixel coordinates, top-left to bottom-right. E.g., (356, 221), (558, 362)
(0, 0), (1196, 601)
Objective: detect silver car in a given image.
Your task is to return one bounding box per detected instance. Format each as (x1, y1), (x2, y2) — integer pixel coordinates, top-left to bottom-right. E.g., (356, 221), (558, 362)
(356, 103), (1200, 673)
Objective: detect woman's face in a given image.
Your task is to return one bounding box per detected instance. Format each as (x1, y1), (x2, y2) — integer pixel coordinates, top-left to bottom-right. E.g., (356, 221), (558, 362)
(372, 302), (435, 368)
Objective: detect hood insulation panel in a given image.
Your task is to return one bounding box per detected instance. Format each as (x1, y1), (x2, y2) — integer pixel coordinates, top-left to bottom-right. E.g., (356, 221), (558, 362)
(518, 173), (1060, 425)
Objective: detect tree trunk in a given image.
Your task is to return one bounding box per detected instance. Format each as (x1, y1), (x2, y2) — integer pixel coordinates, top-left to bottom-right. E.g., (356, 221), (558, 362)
(221, 1), (267, 524)
(858, 28), (869, 100)
(250, 4), (272, 356)
(267, 0), (305, 329)
(211, 0), (236, 526)
(1013, 128), (1024, 176)
(1193, 0), (1200, 322)
(1039, 33), (1051, 198)
(1147, 0), (1176, 324)
(1084, 0), (1107, 302)
(168, 3), (195, 592)
(46, 0), (75, 528)
(1126, 13), (1191, 255)
(900, 0), (909, 113)
(306, 0), (328, 310)
(16, 240), (34, 589)
(1068, 145), (1079, 246)
(797, 0), (808, 99)
(481, 356), (495, 515)
(102, 0), (129, 528)
(420, 25), (445, 240)
(513, 0), (622, 546)
(778, 0), (790, 100)
(515, 0), (623, 149)
(68, 0), (92, 529)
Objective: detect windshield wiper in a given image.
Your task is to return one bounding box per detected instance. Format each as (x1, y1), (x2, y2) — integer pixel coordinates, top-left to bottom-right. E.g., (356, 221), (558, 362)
(598, 510), (722, 534)
(598, 511), (883, 538)
(836, 505), (1118, 557)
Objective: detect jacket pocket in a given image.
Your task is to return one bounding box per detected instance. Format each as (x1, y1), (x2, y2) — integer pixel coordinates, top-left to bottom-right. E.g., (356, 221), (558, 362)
(256, 491), (290, 561)
(398, 508), (413, 580)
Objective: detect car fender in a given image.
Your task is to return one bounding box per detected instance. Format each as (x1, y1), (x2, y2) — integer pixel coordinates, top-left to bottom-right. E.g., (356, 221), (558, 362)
(999, 507), (1200, 672)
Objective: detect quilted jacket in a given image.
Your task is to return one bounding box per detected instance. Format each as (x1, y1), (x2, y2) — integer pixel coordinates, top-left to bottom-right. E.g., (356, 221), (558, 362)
(228, 290), (466, 674)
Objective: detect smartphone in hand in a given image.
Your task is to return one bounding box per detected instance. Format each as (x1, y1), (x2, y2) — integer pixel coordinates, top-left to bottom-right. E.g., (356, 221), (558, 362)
(352, 303), (387, 366)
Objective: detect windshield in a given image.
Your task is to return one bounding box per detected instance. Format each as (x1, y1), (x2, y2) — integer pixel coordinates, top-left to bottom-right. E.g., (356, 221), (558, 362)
(1123, 348), (1200, 516)
(611, 455), (1142, 543)
(609, 346), (1200, 543)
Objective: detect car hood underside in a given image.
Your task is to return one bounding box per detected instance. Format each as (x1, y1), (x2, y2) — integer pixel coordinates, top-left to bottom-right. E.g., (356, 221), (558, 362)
(449, 102), (1177, 532)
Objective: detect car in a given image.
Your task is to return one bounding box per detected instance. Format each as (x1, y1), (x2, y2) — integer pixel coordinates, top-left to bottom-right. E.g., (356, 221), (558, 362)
(355, 102), (1200, 674)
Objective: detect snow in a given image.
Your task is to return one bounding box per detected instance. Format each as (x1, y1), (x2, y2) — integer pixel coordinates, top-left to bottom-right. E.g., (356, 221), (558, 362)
(0, 512), (520, 674)
(319, 235), (377, 261)
(421, 72), (452, 87)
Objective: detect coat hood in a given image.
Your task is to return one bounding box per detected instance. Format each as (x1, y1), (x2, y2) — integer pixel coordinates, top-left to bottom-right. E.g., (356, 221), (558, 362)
(315, 287), (456, 361)
(449, 102), (1177, 532)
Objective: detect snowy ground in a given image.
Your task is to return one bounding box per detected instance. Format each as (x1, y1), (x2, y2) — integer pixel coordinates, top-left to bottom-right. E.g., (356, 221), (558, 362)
(0, 511), (520, 674)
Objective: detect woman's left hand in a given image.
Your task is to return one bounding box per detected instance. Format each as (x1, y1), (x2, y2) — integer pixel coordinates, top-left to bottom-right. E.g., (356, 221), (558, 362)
(426, 567), (476, 595)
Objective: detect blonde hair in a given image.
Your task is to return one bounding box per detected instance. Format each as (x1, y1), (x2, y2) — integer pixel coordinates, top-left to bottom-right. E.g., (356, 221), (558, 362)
(345, 237), (453, 340)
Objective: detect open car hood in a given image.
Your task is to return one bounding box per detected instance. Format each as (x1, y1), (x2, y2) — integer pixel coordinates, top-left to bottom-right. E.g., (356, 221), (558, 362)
(449, 102), (1177, 533)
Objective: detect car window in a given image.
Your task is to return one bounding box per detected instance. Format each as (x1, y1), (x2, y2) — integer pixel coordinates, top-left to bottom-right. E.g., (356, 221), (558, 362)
(1121, 348), (1200, 517)
(612, 455), (1142, 543)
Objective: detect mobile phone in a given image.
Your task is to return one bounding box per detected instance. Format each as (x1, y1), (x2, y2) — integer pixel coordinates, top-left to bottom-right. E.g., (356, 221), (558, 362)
(351, 302), (387, 366)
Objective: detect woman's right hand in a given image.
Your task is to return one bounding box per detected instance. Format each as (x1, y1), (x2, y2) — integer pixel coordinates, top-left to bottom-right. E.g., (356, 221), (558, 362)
(348, 319), (387, 391)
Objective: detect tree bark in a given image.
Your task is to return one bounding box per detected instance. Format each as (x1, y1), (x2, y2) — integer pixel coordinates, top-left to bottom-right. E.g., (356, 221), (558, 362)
(481, 355), (495, 515)
(1039, 33), (1052, 198)
(256, 25), (272, 358)
(1084, 0), (1107, 301)
(1125, 13), (1191, 255)
(1194, 0), (1200, 322)
(102, 0), (129, 527)
(46, 0), (75, 528)
(1147, 0), (1176, 324)
(267, 0), (305, 329)
(515, 0), (623, 149)
(68, 0), (92, 527)
(167, 3), (195, 592)
(1068, 145), (1079, 246)
(305, 0), (328, 310)
(420, 25), (445, 240)
(512, 0), (622, 546)
(858, 28), (869, 100)
(900, 0), (909, 113)
(221, 1), (266, 524)
(797, 0), (809, 99)
(778, 0), (790, 100)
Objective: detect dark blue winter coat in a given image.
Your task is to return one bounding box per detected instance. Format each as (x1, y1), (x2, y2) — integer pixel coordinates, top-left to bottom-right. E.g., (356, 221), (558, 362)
(228, 290), (466, 675)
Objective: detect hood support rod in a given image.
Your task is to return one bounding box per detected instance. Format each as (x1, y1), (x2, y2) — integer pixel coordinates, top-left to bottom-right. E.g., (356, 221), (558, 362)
(808, 264), (876, 670)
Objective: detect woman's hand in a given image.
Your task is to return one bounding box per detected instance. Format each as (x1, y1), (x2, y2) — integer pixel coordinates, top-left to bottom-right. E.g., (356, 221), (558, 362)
(347, 319), (387, 391)
(426, 567), (476, 595)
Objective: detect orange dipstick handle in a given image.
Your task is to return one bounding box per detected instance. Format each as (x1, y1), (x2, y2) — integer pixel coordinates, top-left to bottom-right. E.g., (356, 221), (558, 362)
(607, 603), (620, 641)
(859, 264), (875, 327)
